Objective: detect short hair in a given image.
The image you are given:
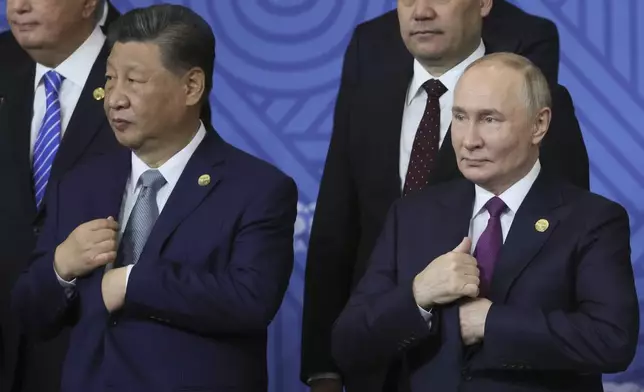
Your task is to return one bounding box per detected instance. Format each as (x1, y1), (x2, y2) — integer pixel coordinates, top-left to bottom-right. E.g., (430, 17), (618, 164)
(107, 4), (215, 102)
(94, 0), (106, 23)
(463, 52), (552, 117)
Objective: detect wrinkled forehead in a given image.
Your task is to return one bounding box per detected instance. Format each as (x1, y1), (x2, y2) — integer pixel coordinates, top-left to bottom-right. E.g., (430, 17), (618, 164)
(453, 65), (526, 113)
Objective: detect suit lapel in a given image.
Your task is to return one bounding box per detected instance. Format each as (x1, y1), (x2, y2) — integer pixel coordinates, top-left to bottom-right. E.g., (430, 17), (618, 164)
(488, 173), (563, 303)
(50, 44), (111, 184)
(368, 58), (413, 198)
(139, 130), (227, 264)
(3, 63), (38, 218)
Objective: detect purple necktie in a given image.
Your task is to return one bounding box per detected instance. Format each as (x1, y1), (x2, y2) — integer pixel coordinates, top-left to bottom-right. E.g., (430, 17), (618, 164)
(474, 197), (507, 296)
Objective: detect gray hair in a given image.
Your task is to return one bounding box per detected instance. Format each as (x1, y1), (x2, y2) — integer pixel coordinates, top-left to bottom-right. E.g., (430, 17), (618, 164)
(94, 0), (106, 23)
(464, 52), (552, 117)
(107, 4), (215, 101)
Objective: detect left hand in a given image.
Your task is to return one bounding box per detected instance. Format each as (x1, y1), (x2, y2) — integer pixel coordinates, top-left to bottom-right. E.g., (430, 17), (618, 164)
(459, 298), (492, 346)
(101, 267), (128, 313)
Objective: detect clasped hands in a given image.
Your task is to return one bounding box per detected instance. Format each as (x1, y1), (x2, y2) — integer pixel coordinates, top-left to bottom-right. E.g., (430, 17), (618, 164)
(412, 237), (492, 345)
(53, 217), (127, 312)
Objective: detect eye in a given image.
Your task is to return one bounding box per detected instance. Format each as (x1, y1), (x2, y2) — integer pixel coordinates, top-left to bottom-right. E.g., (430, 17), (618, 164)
(105, 75), (113, 81)
(453, 113), (465, 121)
(484, 116), (496, 123)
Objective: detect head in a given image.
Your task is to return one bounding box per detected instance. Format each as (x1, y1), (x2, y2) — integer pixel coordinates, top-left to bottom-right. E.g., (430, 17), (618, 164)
(105, 4), (215, 164)
(7, 0), (101, 65)
(397, 0), (493, 74)
(451, 53), (552, 194)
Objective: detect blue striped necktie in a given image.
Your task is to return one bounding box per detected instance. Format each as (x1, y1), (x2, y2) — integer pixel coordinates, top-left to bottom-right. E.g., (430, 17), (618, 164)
(120, 170), (167, 265)
(33, 70), (64, 208)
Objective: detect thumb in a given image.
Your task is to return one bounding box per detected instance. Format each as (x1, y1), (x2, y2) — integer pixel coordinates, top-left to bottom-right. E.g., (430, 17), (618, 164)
(453, 237), (472, 254)
(107, 216), (114, 221)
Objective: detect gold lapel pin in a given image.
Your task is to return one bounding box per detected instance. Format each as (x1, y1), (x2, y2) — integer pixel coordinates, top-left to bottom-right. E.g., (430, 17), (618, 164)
(535, 218), (549, 233)
(198, 174), (211, 186)
(93, 87), (105, 101)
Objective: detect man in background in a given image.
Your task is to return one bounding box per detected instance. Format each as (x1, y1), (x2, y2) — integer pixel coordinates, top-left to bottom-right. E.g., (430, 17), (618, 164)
(332, 52), (637, 392)
(0, 1), (120, 391)
(301, 1), (589, 391)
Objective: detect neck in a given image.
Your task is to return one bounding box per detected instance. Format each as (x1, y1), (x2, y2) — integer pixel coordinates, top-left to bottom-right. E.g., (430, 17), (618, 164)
(27, 24), (94, 68)
(135, 118), (201, 168)
(418, 38), (481, 77)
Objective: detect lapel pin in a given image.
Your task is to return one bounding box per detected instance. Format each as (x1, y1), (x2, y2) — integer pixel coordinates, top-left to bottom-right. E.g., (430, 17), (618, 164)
(198, 174), (211, 186)
(93, 87), (105, 101)
(534, 219), (549, 233)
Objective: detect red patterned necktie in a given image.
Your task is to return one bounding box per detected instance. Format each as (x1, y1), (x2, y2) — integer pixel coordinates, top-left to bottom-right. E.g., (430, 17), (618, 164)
(474, 197), (507, 296)
(403, 79), (448, 196)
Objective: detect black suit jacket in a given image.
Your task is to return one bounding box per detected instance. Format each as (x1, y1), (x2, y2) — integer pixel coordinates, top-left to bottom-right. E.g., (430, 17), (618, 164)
(301, 2), (589, 390)
(332, 174), (638, 392)
(0, 5), (122, 391)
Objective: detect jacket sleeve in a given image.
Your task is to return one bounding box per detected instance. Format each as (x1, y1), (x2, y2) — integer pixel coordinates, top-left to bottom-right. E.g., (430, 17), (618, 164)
(473, 201), (638, 373)
(331, 203), (437, 373)
(11, 181), (79, 340)
(299, 27), (362, 382)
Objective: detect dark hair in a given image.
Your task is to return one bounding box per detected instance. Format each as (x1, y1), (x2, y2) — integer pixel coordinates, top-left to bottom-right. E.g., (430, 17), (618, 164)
(107, 4), (215, 102)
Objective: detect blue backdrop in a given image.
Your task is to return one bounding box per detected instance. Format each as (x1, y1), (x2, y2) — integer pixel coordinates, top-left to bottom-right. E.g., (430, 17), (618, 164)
(1, 1), (642, 391)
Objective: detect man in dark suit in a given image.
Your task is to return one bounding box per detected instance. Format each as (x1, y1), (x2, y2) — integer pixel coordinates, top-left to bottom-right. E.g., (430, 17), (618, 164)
(0, 1), (121, 391)
(301, 1), (589, 390)
(12, 5), (297, 392)
(332, 53), (638, 392)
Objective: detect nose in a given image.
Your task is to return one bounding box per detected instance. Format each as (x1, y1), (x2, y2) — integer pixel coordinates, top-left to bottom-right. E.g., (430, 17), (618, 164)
(105, 81), (130, 112)
(7, 0), (31, 15)
(461, 123), (484, 151)
(412, 0), (438, 20)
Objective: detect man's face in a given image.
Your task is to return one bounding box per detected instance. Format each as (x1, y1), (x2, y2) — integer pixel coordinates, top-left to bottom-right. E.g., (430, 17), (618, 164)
(451, 63), (548, 193)
(6, 0), (97, 50)
(104, 41), (189, 154)
(397, 0), (491, 65)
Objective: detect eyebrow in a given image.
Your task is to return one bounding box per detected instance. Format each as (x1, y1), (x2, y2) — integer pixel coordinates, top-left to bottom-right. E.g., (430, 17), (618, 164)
(451, 106), (504, 117)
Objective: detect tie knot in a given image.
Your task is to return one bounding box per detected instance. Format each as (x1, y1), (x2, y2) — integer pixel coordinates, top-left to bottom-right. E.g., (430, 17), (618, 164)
(43, 70), (64, 94)
(484, 196), (506, 218)
(139, 169), (166, 191)
(422, 79), (447, 99)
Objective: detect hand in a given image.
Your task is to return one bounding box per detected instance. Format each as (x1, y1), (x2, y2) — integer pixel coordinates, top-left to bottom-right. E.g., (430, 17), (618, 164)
(54, 217), (119, 281)
(102, 267), (128, 313)
(309, 378), (342, 392)
(459, 298), (492, 346)
(412, 237), (480, 308)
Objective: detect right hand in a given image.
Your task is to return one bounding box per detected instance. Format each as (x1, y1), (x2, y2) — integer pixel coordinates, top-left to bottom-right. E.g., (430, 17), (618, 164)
(54, 217), (119, 281)
(309, 378), (342, 392)
(413, 237), (480, 308)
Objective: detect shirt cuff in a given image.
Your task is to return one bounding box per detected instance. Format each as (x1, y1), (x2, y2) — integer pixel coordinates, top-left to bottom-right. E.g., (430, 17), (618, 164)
(125, 264), (133, 291)
(307, 372), (341, 384)
(54, 264), (76, 298)
(418, 305), (433, 324)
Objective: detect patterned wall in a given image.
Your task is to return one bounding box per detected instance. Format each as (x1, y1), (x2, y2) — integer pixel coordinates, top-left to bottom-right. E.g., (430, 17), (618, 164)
(1, 1), (642, 391)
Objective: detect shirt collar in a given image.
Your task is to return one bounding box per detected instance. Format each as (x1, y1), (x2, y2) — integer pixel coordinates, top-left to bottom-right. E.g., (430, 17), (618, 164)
(472, 159), (541, 218)
(99, 1), (109, 26)
(407, 39), (486, 106)
(129, 122), (207, 194)
(34, 25), (106, 91)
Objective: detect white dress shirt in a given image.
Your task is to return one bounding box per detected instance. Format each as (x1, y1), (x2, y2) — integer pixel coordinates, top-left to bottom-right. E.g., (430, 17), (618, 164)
(418, 160), (541, 323)
(99, 1), (109, 27)
(30, 25), (106, 160)
(56, 123), (207, 290)
(399, 40), (486, 188)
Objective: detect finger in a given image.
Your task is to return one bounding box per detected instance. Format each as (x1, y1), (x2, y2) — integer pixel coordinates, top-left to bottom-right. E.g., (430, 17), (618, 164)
(93, 251), (117, 266)
(462, 283), (479, 298)
(94, 239), (118, 254)
(462, 275), (480, 287)
(461, 265), (480, 277)
(86, 218), (119, 232)
(452, 237), (472, 254)
(89, 228), (119, 244)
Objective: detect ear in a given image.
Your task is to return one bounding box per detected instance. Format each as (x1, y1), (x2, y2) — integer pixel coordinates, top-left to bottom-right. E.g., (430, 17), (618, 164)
(531, 107), (551, 145)
(82, 0), (100, 19)
(480, 0), (494, 18)
(183, 67), (206, 107)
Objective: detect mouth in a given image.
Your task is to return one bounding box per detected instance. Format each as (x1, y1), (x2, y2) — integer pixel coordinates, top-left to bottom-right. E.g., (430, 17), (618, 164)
(12, 22), (39, 31)
(110, 118), (132, 131)
(462, 158), (488, 166)
(411, 30), (443, 36)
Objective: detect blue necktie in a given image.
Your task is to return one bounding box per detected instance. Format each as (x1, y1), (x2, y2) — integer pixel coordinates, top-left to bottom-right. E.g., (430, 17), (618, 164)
(120, 170), (167, 265)
(33, 70), (64, 208)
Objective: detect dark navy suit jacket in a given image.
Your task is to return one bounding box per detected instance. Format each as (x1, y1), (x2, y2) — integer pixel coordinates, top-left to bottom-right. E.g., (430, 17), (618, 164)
(12, 130), (297, 392)
(332, 173), (638, 392)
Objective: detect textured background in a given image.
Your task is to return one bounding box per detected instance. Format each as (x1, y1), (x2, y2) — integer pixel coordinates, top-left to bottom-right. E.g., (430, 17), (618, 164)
(1, 1), (642, 391)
